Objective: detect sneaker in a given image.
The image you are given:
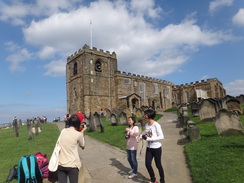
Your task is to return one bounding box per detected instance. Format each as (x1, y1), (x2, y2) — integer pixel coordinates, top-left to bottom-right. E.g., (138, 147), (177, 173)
(128, 169), (134, 174)
(128, 173), (138, 179)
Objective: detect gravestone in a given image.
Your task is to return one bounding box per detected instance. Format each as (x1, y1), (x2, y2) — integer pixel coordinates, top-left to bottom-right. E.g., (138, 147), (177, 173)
(120, 112), (127, 125)
(226, 99), (242, 114)
(179, 106), (189, 125)
(190, 102), (199, 117)
(13, 117), (19, 137)
(19, 119), (22, 126)
(236, 94), (244, 104)
(215, 109), (244, 136)
(110, 114), (118, 126)
(187, 121), (201, 141)
(89, 113), (97, 132)
(27, 119), (34, 140)
(105, 109), (111, 121)
(125, 108), (131, 118)
(199, 99), (220, 122)
(94, 112), (104, 133)
(135, 108), (143, 118)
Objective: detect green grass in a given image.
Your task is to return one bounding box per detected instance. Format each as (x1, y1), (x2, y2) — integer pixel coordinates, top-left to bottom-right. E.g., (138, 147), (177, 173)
(0, 123), (60, 183)
(184, 104), (244, 183)
(86, 114), (163, 151)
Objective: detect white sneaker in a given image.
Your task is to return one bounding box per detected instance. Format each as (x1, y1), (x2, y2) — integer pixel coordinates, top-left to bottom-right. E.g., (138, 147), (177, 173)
(128, 173), (138, 179)
(128, 169), (134, 174)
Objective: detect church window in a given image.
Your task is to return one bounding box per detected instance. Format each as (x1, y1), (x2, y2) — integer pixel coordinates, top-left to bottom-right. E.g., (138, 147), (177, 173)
(73, 62), (77, 75)
(153, 83), (158, 94)
(124, 78), (131, 84)
(95, 60), (102, 72)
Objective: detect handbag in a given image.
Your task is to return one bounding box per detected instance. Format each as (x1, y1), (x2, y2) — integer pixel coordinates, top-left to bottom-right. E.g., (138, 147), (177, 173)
(48, 129), (65, 172)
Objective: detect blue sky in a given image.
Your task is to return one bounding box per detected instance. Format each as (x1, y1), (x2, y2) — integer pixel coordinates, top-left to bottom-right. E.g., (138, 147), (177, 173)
(0, 0), (244, 123)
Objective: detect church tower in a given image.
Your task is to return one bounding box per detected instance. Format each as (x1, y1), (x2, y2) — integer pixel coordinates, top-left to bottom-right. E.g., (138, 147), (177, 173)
(66, 44), (117, 116)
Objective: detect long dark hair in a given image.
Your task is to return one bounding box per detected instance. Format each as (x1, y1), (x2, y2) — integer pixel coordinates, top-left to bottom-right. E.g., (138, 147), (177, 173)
(68, 114), (80, 130)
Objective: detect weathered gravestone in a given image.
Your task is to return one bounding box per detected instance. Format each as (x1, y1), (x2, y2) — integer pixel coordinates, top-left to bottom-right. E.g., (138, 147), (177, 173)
(199, 98), (220, 122)
(120, 112), (127, 125)
(110, 114), (118, 126)
(178, 106), (189, 125)
(27, 119), (34, 140)
(226, 98), (242, 114)
(89, 113), (97, 132)
(190, 102), (199, 117)
(13, 117), (19, 137)
(105, 109), (111, 121)
(187, 121), (201, 141)
(214, 109), (244, 136)
(125, 108), (131, 118)
(135, 108), (143, 118)
(236, 94), (244, 104)
(94, 112), (104, 133)
(19, 119), (22, 126)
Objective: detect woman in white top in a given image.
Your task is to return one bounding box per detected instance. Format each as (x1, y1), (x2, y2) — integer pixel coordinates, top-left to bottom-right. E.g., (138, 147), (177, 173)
(141, 109), (165, 183)
(125, 116), (139, 179)
(57, 113), (87, 183)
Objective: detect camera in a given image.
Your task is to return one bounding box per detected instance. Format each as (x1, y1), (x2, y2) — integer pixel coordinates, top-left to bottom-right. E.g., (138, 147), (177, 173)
(81, 122), (87, 128)
(125, 132), (130, 139)
(142, 134), (148, 140)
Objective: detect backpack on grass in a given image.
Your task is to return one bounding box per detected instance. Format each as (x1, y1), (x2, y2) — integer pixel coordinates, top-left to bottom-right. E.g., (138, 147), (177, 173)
(18, 155), (43, 183)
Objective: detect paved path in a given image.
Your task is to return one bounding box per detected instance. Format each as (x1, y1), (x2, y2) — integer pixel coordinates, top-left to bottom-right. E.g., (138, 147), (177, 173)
(56, 111), (192, 183)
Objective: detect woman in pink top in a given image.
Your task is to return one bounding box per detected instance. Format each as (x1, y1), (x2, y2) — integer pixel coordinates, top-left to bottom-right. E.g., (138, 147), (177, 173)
(125, 116), (139, 179)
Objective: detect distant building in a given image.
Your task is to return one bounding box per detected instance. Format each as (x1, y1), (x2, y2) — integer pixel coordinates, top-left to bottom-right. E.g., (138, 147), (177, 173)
(66, 45), (226, 116)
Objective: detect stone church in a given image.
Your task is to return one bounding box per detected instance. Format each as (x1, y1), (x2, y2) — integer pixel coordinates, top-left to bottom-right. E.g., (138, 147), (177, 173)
(66, 44), (226, 116)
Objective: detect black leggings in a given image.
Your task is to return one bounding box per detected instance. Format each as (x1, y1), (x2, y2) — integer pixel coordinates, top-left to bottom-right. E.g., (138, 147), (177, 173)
(145, 147), (165, 183)
(57, 166), (79, 183)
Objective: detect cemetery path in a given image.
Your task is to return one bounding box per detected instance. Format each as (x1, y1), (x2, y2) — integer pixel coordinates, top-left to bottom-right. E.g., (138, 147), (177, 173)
(55, 111), (192, 183)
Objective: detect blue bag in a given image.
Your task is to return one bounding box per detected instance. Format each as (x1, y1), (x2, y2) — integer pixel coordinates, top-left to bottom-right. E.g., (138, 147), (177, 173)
(17, 155), (43, 183)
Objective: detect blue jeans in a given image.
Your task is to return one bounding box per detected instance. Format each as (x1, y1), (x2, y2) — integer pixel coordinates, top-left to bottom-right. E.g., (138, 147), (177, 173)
(126, 149), (138, 174)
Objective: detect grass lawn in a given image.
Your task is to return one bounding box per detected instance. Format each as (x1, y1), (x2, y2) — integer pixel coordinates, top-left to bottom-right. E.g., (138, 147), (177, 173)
(184, 104), (244, 183)
(0, 123), (60, 183)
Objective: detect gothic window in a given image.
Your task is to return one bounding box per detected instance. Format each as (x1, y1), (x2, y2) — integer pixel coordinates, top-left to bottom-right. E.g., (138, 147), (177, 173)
(95, 60), (102, 72)
(73, 62), (77, 75)
(153, 83), (158, 94)
(139, 82), (145, 100)
(124, 78), (131, 84)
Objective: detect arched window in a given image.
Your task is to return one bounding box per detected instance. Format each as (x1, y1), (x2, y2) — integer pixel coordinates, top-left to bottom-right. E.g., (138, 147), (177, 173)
(73, 62), (77, 75)
(95, 60), (102, 72)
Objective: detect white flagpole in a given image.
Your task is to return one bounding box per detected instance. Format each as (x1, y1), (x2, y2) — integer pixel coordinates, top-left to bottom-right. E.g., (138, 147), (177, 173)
(90, 20), (93, 49)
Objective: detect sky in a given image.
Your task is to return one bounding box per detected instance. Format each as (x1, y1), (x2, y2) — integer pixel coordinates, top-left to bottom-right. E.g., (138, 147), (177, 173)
(0, 0), (244, 123)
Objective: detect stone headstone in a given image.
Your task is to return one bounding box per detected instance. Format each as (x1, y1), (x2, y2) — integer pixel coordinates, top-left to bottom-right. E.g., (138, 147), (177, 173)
(19, 119), (22, 126)
(125, 108), (131, 118)
(199, 99), (220, 122)
(94, 112), (104, 133)
(135, 108), (143, 118)
(215, 109), (244, 136)
(187, 121), (201, 141)
(27, 119), (34, 140)
(119, 112), (127, 125)
(110, 114), (118, 126)
(13, 118), (19, 137)
(236, 94), (244, 104)
(105, 109), (111, 121)
(226, 99), (242, 114)
(190, 102), (199, 117)
(89, 113), (97, 132)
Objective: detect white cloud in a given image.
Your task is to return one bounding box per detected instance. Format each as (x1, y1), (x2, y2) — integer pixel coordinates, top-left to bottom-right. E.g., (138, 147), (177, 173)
(0, 0), (81, 25)
(232, 9), (244, 26)
(20, 0), (235, 78)
(209, 0), (234, 14)
(38, 46), (56, 59)
(44, 59), (66, 77)
(5, 42), (31, 72)
(224, 80), (244, 96)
